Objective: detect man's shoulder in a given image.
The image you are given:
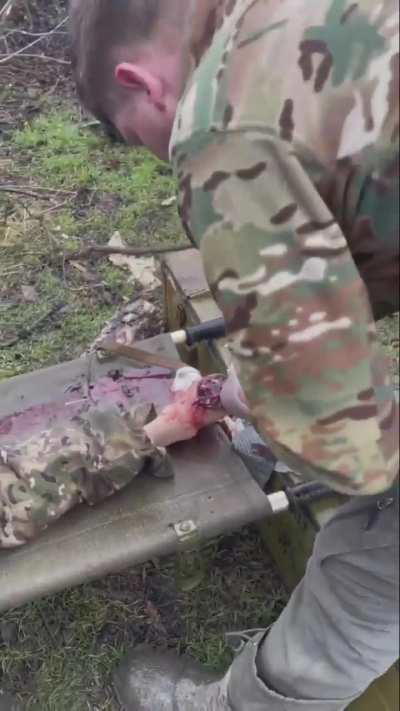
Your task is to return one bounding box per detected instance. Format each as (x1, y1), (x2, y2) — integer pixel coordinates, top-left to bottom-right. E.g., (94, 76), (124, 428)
(170, 0), (259, 152)
(171, 0), (398, 162)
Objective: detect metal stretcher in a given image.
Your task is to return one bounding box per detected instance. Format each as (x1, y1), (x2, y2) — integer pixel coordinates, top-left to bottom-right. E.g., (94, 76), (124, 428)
(0, 335), (274, 612)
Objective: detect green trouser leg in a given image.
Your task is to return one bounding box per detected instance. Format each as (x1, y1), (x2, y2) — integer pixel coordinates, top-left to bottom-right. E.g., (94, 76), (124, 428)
(228, 486), (399, 710)
(113, 487), (399, 710)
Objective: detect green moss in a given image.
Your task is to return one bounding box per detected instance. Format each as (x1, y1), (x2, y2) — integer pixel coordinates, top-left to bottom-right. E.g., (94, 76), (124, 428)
(11, 109), (182, 245)
(0, 299), (115, 377)
(1, 106), (185, 376)
(0, 530), (285, 710)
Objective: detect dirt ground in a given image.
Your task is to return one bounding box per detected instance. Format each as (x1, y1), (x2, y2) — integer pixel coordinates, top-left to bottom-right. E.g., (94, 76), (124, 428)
(0, 3), (398, 710)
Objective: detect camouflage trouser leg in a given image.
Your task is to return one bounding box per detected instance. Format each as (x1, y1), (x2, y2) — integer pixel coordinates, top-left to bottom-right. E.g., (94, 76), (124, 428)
(228, 485), (399, 710)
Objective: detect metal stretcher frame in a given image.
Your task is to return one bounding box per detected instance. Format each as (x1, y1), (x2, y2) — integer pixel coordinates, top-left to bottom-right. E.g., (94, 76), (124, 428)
(0, 335), (272, 612)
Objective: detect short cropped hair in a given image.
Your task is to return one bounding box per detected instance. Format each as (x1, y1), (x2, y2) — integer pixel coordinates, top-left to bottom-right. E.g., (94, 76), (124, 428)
(69, 0), (161, 121)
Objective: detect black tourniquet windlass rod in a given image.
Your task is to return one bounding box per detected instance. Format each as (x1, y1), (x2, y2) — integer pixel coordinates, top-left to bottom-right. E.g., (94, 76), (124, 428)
(171, 318), (227, 347)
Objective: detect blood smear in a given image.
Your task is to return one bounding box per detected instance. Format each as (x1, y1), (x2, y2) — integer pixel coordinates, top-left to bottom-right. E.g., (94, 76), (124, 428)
(0, 367), (175, 444)
(194, 374), (225, 410)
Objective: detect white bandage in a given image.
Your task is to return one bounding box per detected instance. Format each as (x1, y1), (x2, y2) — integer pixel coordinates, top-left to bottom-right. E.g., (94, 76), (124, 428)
(171, 367), (202, 393)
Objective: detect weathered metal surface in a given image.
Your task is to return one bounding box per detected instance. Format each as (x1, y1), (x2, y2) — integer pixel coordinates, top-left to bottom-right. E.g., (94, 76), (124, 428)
(0, 334), (272, 612)
(0, 425), (272, 612)
(162, 251), (227, 375)
(259, 471), (344, 591)
(162, 249), (211, 299)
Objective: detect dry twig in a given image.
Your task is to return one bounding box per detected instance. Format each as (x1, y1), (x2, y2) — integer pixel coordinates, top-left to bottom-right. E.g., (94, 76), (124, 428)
(2, 28), (68, 38)
(0, 185), (75, 199)
(66, 242), (193, 261)
(0, 52), (70, 64)
(0, 0), (15, 22)
(0, 16), (68, 65)
(0, 54), (71, 67)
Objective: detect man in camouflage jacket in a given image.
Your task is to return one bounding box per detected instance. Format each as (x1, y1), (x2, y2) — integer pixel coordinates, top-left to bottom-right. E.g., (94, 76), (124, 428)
(70, 1), (399, 709)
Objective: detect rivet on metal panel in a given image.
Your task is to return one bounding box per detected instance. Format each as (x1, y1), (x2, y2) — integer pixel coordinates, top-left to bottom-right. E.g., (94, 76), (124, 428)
(173, 520), (205, 592)
(173, 520), (198, 542)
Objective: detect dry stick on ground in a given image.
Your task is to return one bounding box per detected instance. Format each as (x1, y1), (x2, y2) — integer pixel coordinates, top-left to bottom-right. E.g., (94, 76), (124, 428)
(0, 187), (56, 200)
(2, 185), (76, 193)
(0, 16), (68, 64)
(0, 186), (76, 199)
(2, 28), (69, 38)
(0, 52), (71, 64)
(0, 0), (15, 21)
(38, 199), (73, 216)
(66, 243), (194, 261)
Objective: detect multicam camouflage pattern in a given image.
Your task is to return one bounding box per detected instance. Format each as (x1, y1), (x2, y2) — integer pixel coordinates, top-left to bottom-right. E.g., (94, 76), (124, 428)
(0, 388), (167, 549)
(171, 0), (399, 494)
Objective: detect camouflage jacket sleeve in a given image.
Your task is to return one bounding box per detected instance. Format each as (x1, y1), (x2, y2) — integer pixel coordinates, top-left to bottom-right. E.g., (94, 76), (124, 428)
(0, 402), (165, 549)
(173, 129), (398, 495)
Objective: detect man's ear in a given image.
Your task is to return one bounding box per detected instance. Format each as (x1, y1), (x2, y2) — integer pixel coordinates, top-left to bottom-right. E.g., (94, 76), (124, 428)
(115, 62), (164, 108)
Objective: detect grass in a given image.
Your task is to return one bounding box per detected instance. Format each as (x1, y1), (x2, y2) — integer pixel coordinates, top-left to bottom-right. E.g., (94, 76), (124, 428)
(11, 110), (181, 244)
(0, 108), (184, 378)
(376, 314), (400, 388)
(0, 531), (284, 710)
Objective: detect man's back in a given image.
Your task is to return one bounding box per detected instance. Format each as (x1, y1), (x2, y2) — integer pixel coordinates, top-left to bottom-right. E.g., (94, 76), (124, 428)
(171, 0), (399, 494)
(172, 0), (399, 318)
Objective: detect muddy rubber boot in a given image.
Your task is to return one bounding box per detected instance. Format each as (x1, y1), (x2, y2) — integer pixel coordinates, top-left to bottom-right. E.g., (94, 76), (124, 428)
(114, 646), (232, 710)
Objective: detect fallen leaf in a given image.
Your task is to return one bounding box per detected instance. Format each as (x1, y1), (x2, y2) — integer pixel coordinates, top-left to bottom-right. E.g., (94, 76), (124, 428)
(161, 196), (177, 207)
(107, 232), (161, 289)
(115, 325), (137, 344)
(84, 297), (160, 355)
(121, 313), (136, 325)
(21, 285), (38, 303)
